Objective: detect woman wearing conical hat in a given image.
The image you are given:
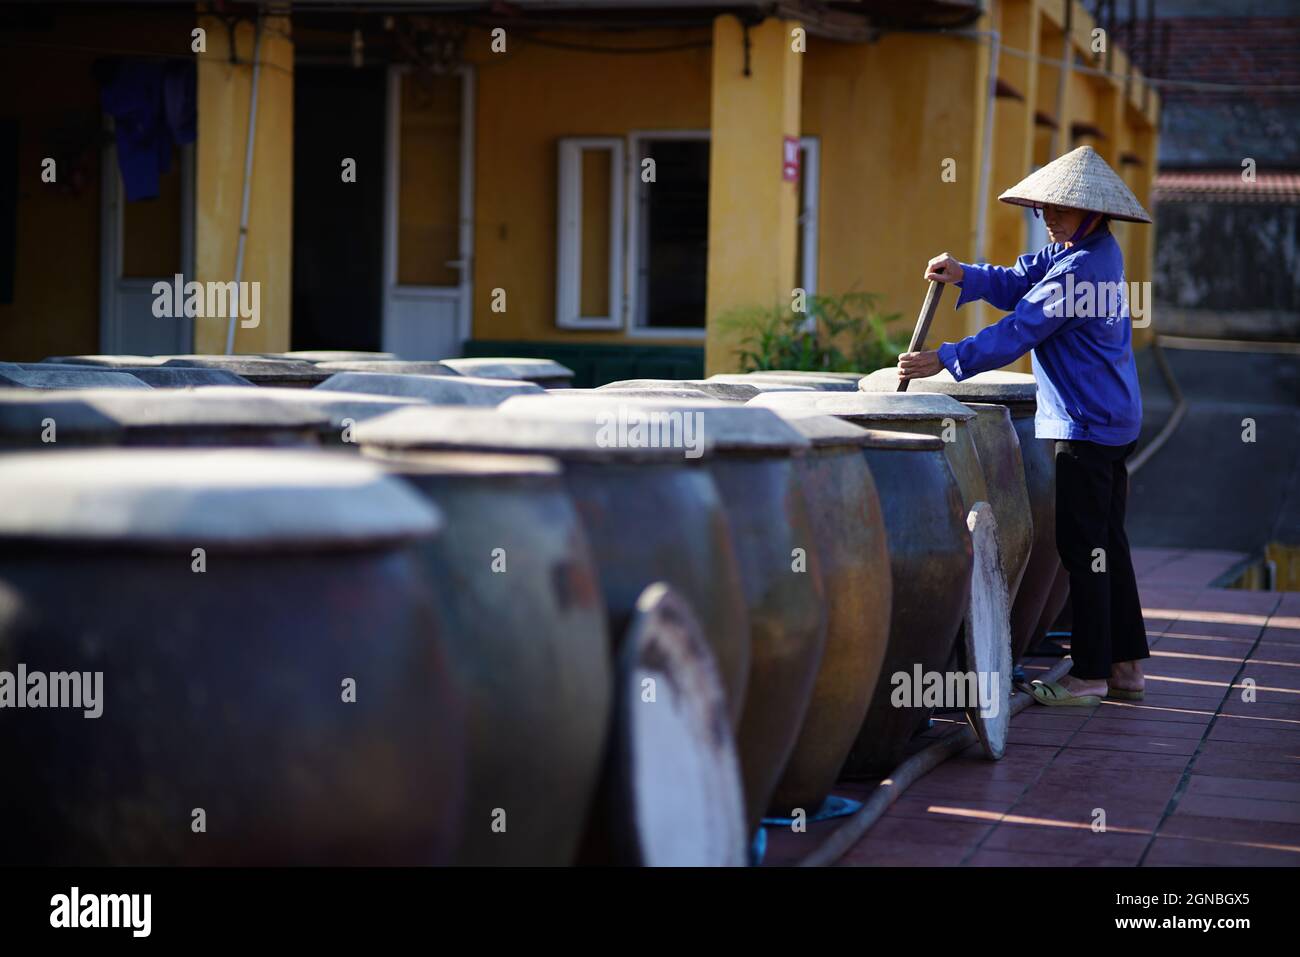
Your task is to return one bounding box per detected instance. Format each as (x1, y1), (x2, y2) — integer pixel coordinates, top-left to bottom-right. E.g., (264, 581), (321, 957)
(899, 145), (1152, 709)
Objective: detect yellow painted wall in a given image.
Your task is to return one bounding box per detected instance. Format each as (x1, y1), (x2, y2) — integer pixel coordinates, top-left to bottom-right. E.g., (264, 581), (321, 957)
(463, 26), (712, 345)
(0, 8), (193, 360)
(193, 14), (293, 354)
(802, 31), (985, 353)
(705, 16), (802, 374)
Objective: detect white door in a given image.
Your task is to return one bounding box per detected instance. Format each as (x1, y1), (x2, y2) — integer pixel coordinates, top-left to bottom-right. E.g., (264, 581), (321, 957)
(99, 121), (194, 356)
(382, 66), (474, 360)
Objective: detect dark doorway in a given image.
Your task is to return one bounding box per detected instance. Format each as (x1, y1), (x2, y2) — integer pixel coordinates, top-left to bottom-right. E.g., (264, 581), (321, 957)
(638, 138), (709, 329)
(292, 66), (385, 351)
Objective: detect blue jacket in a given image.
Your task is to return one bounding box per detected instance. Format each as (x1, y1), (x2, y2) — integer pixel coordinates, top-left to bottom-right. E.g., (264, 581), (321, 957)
(936, 225), (1143, 446)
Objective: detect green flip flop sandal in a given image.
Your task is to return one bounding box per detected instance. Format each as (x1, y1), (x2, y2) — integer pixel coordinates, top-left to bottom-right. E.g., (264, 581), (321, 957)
(1107, 686), (1145, 701)
(1030, 680), (1102, 708)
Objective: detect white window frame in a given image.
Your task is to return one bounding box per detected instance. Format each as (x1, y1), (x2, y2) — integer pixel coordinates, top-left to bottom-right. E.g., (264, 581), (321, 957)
(625, 129), (711, 340)
(555, 137), (624, 330)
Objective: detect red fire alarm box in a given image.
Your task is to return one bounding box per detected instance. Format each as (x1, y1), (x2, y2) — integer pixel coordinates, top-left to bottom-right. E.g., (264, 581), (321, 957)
(782, 136), (800, 182)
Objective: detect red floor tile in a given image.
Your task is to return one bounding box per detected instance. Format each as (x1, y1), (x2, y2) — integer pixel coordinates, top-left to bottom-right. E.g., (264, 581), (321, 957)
(1143, 836), (1300, 866)
(979, 821), (1150, 862)
(1068, 731), (1201, 756)
(1173, 793), (1300, 825)
(1185, 774), (1300, 803)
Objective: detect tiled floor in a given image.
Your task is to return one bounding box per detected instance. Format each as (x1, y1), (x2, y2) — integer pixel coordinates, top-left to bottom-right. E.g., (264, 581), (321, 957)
(765, 548), (1300, 867)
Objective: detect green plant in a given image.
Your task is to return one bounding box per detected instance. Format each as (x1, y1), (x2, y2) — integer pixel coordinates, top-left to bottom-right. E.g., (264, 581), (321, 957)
(721, 291), (908, 373)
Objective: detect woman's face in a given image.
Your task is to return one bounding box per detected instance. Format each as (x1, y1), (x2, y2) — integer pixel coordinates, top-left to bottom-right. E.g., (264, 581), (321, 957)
(1042, 203), (1086, 243)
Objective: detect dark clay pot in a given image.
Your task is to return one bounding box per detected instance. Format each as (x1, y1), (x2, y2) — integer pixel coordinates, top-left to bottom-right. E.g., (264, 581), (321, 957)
(749, 391), (990, 514)
(963, 403), (1034, 608)
(504, 394), (829, 833)
(859, 369), (1059, 663)
(0, 448), (463, 865)
(761, 412), (892, 815)
(353, 403), (751, 721)
(847, 430), (972, 774)
(363, 449), (612, 866)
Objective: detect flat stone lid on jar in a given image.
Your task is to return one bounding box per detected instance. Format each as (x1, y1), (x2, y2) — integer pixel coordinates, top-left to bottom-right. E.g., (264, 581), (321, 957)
(760, 409), (876, 449)
(502, 394), (812, 454)
(160, 355), (331, 383)
(3, 363), (151, 390)
(354, 405), (704, 463)
(196, 386), (424, 426)
(558, 387), (711, 401)
(597, 379), (753, 402)
(706, 374), (818, 395)
(314, 360), (455, 376)
(752, 370), (865, 383)
(740, 371), (862, 391)
(267, 350), (398, 364)
(42, 354), (168, 367)
(747, 390), (975, 422)
(105, 367), (255, 388)
(439, 357), (574, 382)
(363, 447), (563, 479)
(0, 388), (331, 439)
(855, 427), (945, 451)
(858, 367), (1038, 403)
(317, 371), (542, 405)
(0, 449), (442, 548)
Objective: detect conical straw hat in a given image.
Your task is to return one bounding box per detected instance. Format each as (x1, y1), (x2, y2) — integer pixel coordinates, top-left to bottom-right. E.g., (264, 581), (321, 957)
(999, 145), (1152, 223)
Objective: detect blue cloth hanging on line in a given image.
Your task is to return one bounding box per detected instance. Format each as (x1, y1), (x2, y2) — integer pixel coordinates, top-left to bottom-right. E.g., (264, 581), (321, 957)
(98, 59), (196, 202)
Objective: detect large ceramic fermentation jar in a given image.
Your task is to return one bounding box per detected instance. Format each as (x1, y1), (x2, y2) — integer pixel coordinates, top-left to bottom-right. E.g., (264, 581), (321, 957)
(859, 368), (1058, 662)
(0, 449), (463, 865)
(0, 389), (329, 450)
(849, 431), (972, 774)
(1, 363), (149, 390)
(353, 404), (750, 719)
(749, 391), (990, 515)
(961, 403), (1033, 600)
(760, 412), (893, 815)
(358, 448), (611, 866)
(440, 357), (575, 389)
(503, 394), (828, 832)
(317, 371), (542, 405)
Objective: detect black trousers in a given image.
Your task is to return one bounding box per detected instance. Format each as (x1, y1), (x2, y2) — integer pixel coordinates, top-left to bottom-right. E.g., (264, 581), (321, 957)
(1054, 439), (1150, 680)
